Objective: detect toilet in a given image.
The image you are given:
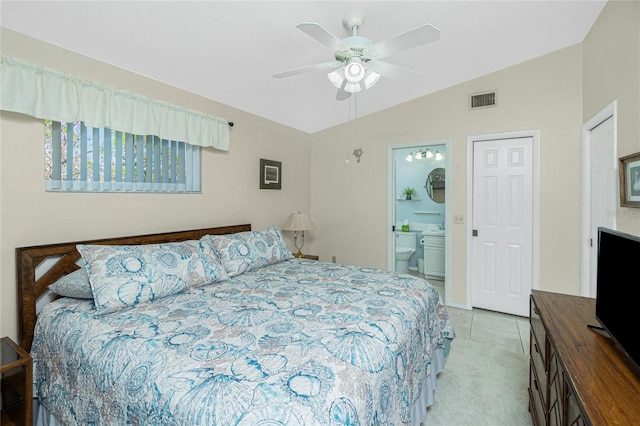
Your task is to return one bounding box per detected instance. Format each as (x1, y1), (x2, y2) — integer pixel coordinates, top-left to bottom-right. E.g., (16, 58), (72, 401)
(395, 232), (417, 274)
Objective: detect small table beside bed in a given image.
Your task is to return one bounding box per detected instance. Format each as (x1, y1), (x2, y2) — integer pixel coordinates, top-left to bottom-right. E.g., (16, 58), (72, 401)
(15, 223), (455, 425)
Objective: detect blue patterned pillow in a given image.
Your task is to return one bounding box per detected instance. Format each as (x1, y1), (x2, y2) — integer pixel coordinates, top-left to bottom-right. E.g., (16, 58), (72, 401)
(77, 240), (227, 315)
(49, 266), (93, 299)
(201, 226), (292, 277)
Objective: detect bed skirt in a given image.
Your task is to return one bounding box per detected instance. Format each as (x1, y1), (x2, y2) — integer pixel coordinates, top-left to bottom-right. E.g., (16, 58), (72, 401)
(34, 345), (447, 426)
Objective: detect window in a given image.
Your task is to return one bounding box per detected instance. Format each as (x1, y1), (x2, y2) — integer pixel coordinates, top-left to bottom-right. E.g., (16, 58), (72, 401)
(44, 120), (201, 193)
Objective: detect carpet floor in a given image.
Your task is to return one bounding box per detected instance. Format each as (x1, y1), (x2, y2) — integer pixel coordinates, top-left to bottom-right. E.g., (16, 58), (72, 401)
(424, 337), (533, 426)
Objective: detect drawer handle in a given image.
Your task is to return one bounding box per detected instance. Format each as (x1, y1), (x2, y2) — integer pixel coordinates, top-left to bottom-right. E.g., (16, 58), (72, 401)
(534, 343), (540, 354)
(533, 378), (539, 391)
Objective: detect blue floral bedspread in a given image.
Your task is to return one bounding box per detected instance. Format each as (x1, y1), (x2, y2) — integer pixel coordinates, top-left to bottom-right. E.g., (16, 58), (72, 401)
(32, 259), (455, 425)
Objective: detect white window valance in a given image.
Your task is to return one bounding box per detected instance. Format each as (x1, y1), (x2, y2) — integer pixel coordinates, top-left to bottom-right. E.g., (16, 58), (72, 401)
(0, 55), (229, 150)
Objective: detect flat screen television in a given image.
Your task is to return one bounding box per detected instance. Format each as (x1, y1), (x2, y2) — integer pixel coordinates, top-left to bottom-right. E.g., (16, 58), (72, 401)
(595, 227), (640, 370)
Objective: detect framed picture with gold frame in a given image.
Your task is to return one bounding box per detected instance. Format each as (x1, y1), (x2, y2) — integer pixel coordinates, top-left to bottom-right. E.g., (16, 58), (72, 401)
(260, 159), (281, 190)
(619, 152), (640, 208)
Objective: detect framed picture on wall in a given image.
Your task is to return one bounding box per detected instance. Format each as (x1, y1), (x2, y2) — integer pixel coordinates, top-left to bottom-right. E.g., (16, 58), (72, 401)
(260, 159), (282, 190)
(619, 152), (640, 208)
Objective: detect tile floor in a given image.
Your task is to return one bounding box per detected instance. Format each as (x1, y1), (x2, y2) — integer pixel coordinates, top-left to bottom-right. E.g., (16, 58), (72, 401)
(426, 277), (530, 356)
(420, 277), (534, 426)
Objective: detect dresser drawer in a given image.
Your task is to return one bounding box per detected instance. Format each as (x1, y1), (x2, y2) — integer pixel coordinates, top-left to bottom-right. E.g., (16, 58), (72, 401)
(529, 296), (546, 362)
(529, 297), (547, 356)
(529, 364), (545, 426)
(529, 295), (547, 425)
(530, 329), (547, 393)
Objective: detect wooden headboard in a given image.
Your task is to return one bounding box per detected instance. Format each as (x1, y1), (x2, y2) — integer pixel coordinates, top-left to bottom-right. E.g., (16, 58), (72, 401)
(15, 224), (251, 352)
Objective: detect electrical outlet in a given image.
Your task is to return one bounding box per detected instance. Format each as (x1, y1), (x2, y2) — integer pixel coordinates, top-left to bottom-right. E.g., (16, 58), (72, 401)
(332, 255), (337, 263)
(454, 214), (464, 224)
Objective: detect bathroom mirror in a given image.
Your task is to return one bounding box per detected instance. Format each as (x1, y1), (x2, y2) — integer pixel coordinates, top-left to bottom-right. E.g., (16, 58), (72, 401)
(426, 168), (445, 204)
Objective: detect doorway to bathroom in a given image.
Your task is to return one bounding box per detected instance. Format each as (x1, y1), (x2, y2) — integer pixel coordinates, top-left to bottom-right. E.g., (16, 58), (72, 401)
(388, 141), (452, 304)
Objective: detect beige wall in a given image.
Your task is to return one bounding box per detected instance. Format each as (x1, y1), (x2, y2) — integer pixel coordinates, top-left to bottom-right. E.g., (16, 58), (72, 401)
(583, 0), (640, 235)
(311, 45), (585, 306)
(0, 30), (312, 341)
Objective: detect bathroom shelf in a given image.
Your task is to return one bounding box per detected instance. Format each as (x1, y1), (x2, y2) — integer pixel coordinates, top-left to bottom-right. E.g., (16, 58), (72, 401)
(414, 211), (441, 215)
(397, 198), (421, 201)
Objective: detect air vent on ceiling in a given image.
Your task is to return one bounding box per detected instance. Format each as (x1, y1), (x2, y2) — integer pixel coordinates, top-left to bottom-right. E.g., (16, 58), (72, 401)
(469, 91), (497, 110)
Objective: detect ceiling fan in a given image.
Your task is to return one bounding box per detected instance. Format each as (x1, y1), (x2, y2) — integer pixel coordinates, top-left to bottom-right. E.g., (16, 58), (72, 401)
(273, 11), (441, 100)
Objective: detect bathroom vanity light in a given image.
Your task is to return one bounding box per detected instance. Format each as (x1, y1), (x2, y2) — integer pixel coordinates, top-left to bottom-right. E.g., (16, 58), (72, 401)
(405, 148), (442, 162)
(282, 212), (316, 257)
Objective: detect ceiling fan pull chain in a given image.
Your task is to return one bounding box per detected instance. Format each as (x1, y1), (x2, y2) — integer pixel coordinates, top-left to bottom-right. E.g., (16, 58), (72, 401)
(345, 96), (352, 163)
(353, 93), (363, 164)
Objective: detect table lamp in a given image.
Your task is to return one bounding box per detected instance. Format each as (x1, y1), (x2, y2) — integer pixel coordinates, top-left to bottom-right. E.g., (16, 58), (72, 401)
(282, 212), (316, 257)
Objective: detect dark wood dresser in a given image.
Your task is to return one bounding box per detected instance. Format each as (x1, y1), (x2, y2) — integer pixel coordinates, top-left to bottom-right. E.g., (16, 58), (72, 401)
(529, 290), (640, 425)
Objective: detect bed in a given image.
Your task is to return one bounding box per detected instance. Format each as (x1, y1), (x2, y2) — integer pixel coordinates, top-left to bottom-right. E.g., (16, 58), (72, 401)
(16, 224), (455, 425)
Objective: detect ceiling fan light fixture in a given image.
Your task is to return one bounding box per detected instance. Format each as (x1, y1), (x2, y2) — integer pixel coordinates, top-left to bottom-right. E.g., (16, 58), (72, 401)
(362, 69), (380, 89)
(328, 64), (364, 93)
(327, 68), (345, 89)
(344, 58), (365, 83)
(344, 81), (362, 93)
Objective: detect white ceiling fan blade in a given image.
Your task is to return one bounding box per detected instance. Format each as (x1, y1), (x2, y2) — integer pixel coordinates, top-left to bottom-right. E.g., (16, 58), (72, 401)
(297, 22), (351, 52)
(273, 60), (343, 79)
(364, 24), (440, 60)
(368, 60), (429, 80)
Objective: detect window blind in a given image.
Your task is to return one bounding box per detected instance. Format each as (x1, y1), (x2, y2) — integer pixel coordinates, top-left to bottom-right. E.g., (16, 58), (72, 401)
(46, 121), (201, 193)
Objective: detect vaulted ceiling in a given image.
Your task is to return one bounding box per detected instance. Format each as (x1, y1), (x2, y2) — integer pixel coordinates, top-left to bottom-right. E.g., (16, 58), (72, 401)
(1, 1), (607, 134)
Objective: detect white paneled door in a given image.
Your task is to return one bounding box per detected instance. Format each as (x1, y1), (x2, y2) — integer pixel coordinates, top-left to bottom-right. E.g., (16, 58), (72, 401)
(585, 111), (616, 297)
(589, 115), (616, 296)
(472, 137), (533, 316)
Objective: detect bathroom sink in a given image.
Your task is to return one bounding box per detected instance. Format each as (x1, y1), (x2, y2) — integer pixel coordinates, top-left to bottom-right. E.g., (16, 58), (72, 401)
(422, 224), (445, 236)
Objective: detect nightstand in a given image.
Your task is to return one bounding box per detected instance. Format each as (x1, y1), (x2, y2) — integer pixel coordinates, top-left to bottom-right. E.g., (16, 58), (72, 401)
(298, 254), (319, 260)
(1, 337), (32, 426)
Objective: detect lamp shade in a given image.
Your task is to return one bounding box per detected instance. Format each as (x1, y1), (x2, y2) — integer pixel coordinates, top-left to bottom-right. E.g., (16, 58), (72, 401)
(282, 212), (316, 231)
